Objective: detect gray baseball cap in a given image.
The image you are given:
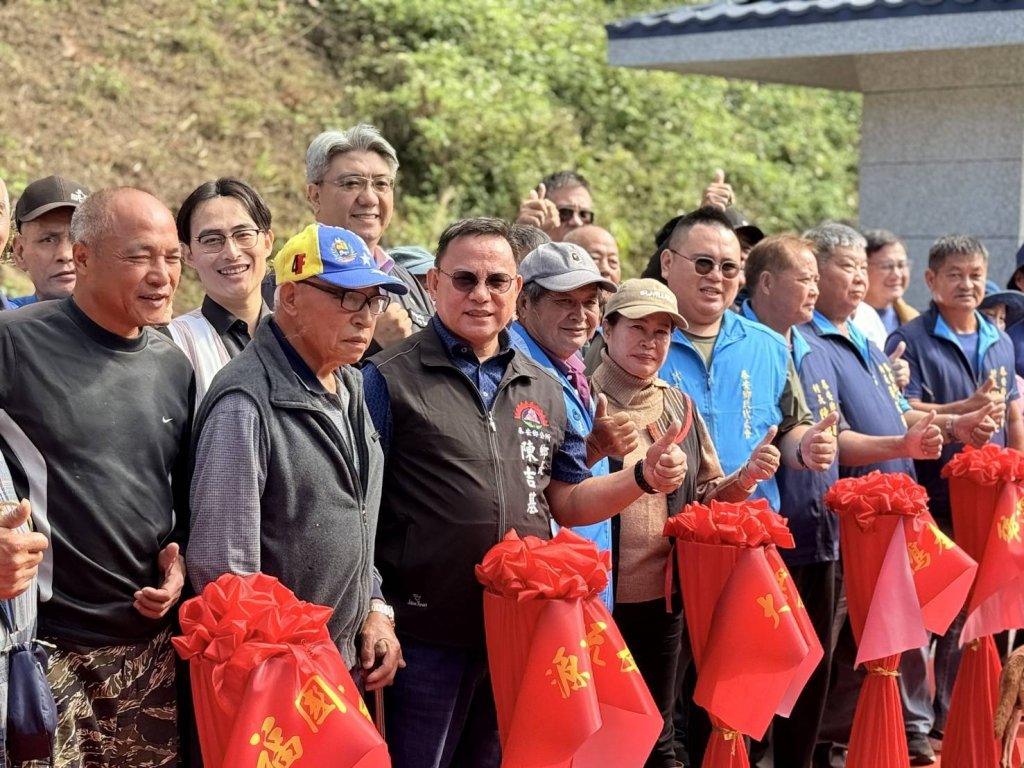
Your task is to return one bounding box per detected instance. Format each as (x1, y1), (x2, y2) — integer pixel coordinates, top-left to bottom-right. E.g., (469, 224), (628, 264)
(518, 242), (618, 293)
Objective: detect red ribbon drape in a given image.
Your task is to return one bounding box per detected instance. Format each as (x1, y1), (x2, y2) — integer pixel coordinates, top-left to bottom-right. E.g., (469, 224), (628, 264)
(172, 572), (390, 768)
(663, 499), (821, 767)
(475, 529), (662, 768)
(825, 471), (977, 768)
(941, 446), (1024, 766)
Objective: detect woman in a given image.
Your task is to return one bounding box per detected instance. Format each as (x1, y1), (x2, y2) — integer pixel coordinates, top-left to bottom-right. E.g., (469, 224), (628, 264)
(591, 278), (779, 768)
(169, 177), (275, 402)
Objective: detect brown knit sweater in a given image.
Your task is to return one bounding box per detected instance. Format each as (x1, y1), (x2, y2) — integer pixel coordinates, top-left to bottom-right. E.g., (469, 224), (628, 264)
(591, 353), (750, 603)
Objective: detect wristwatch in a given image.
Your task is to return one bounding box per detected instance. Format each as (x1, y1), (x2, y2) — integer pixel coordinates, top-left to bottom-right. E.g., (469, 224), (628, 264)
(368, 600), (395, 626)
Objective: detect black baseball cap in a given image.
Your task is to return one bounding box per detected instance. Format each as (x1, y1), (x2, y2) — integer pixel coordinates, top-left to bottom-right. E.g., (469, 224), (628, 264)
(14, 175), (89, 230)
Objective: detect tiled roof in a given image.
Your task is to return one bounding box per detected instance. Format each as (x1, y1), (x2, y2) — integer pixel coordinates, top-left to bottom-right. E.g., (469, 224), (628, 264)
(607, 0), (1024, 39)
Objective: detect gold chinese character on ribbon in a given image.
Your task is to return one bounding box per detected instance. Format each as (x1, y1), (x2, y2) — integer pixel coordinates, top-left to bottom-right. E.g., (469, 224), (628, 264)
(998, 510), (1022, 543)
(757, 594), (792, 629)
(585, 622), (607, 667)
(250, 717), (303, 768)
(617, 647), (639, 673)
(907, 541), (931, 572)
(295, 675), (347, 734)
(546, 646), (590, 699)
(928, 523), (954, 553)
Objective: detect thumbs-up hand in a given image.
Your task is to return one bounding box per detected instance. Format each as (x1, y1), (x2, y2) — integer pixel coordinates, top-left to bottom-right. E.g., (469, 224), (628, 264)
(904, 410), (943, 460)
(799, 411), (839, 471)
(586, 394), (640, 463)
(0, 499), (48, 600)
(640, 421), (687, 494)
(955, 402), (1000, 448)
(700, 168), (735, 211)
(887, 341), (910, 389)
(134, 542), (186, 620)
(740, 425), (781, 486)
(516, 182), (559, 233)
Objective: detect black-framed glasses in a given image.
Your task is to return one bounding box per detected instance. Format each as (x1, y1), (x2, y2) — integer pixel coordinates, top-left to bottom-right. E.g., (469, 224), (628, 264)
(436, 266), (514, 294)
(302, 281), (392, 315)
(665, 248), (740, 279)
(318, 175), (395, 195)
(194, 228), (263, 253)
(557, 207), (595, 225)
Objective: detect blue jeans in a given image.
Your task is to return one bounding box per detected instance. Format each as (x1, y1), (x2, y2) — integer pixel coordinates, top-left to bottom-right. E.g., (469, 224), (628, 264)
(384, 638), (501, 768)
(899, 644), (934, 736)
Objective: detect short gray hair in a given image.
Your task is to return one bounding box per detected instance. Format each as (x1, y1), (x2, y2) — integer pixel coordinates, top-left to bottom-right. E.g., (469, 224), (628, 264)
(928, 234), (987, 271)
(305, 124), (399, 183)
(70, 187), (120, 245)
(802, 221), (866, 264)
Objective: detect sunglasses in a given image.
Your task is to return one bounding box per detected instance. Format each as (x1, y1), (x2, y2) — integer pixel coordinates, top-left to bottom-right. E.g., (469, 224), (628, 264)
(557, 207), (595, 225)
(666, 248), (741, 279)
(436, 266), (515, 294)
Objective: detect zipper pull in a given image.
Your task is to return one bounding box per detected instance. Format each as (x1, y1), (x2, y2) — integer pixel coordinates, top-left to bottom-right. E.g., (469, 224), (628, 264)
(488, 415), (497, 432)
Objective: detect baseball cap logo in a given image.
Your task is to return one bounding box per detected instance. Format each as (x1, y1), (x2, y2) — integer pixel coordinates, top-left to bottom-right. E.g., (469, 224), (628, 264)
(70, 188), (87, 204)
(291, 253), (306, 274)
(332, 237), (357, 264)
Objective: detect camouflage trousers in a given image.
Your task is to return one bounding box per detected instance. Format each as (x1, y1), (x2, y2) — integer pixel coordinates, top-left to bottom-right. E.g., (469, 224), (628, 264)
(24, 628), (178, 768)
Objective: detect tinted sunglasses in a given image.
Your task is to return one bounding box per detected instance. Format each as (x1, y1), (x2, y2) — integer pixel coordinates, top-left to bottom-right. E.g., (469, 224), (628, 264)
(437, 266), (515, 294)
(557, 207), (595, 225)
(666, 248), (741, 279)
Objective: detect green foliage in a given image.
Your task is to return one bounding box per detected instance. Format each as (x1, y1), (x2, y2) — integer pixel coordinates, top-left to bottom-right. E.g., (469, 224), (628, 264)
(306, 0), (861, 275)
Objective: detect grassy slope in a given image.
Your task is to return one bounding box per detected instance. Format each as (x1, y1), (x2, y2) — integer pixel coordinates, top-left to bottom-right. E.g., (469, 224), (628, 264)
(0, 0), (349, 311)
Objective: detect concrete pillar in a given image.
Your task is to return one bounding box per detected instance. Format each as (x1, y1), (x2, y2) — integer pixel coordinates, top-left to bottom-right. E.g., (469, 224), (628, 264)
(857, 46), (1024, 307)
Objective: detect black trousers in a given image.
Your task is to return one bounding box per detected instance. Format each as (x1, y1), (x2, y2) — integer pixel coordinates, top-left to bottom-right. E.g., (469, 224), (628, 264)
(614, 594), (684, 768)
(771, 560), (838, 768)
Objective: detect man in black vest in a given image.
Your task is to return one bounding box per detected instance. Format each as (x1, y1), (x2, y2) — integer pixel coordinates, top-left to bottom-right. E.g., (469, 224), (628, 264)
(362, 217), (688, 768)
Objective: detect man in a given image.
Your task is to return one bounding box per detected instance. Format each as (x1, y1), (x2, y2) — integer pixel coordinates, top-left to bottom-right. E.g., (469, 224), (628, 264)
(565, 224), (621, 285)
(509, 241), (631, 608)
(189, 223), (405, 686)
(10, 175), (88, 307)
(515, 170), (594, 241)
(799, 223), (973, 767)
(886, 234), (1023, 747)
(658, 207), (837, 505)
(863, 229), (919, 335)
(305, 125), (434, 351)
(0, 187), (193, 766)
(362, 217), (687, 768)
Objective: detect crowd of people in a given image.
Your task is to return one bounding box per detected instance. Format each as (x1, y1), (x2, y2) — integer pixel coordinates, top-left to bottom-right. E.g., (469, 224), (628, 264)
(0, 122), (1020, 768)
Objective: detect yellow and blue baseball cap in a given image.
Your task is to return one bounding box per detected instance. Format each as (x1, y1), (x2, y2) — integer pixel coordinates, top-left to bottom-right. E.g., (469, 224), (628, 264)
(274, 224), (408, 294)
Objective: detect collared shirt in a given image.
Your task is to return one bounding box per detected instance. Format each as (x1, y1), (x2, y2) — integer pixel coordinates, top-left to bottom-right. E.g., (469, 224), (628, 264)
(8, 295), (37, 309)
(362, 316), (590, 483)
(200, 296), (272, 358)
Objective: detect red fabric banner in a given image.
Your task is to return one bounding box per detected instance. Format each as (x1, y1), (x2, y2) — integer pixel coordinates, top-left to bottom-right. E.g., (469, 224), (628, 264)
(664, 498), (821, 764)
(825, 472), (976, 768)
(172, 573), (389, 768)
(942, 636), (1005, 768)
(476, 529), (661, 768)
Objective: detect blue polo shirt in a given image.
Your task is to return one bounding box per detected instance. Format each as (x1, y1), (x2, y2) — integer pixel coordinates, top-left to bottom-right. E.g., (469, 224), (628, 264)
(808, 311), (914, 479)
(741, 303), (840, 565)
(660, 308), (796, 510)
(886, 305), (1019, 529)
(508, 321), (613, 609)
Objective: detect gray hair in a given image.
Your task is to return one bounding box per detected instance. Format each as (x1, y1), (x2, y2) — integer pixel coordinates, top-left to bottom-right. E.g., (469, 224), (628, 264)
(0, 178), (8, 217)
(802, 221), (866, 264)
(305, 124), (399, 183)
(70, 187), (120, 245)
(928, 234), (988, 271)
(863, 228), (902, 257)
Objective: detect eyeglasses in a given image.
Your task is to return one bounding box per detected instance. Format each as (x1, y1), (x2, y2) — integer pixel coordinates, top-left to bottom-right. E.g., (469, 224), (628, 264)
(319, 175), (395, 195)
(302, 281), (392, 315)
(666, 248), (740, 278)
(871, 260), (912, 274)
(557, 207), (595, 225)
(436, 266), (515, 294)
(194, 228), (262, 253)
